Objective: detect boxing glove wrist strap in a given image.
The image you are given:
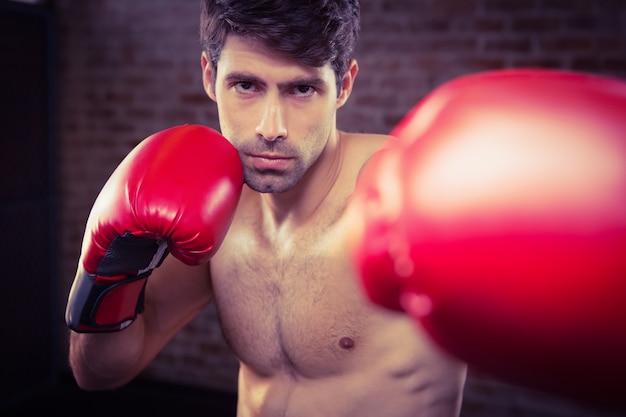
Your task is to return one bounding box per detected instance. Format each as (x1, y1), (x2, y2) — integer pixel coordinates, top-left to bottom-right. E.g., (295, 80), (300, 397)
(66, 233), (169, 333)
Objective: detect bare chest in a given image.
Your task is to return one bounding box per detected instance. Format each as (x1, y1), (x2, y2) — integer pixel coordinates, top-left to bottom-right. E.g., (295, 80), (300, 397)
(210, 215), (373, 378)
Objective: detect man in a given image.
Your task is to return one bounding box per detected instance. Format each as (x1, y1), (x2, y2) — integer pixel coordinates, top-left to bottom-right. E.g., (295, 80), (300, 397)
(67, 1), (467, 415)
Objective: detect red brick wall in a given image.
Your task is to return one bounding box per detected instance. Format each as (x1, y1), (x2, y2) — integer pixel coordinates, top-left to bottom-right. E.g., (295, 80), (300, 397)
(55, 0), (626, 415)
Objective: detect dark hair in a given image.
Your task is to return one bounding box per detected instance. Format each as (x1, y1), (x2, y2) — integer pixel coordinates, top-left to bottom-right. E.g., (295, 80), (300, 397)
(199, 0), (360, 94)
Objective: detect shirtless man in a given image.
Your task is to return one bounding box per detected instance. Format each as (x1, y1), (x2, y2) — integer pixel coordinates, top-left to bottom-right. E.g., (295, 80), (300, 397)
(66, 1), (467, 416)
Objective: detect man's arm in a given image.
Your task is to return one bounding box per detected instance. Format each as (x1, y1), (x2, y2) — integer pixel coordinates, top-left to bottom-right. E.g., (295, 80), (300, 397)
(65, 125), (243, 390)
(69, 257), (212, 390)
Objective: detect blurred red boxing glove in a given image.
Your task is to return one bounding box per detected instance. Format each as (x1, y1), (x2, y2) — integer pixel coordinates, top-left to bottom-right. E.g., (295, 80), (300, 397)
(65, 124), (243, 333)
(348, 69), (626, 407)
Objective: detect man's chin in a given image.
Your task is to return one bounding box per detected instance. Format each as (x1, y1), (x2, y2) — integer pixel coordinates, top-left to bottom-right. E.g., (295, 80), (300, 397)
(244, 166), (305, 194)
(245, 177), (294, 194)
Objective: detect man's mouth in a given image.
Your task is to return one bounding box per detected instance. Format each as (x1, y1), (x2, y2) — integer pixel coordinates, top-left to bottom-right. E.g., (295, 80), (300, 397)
(246, 153), (293, 171)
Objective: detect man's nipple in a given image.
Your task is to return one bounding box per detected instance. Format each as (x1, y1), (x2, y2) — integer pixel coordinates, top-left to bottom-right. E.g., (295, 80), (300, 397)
(339, 337), (355, 350)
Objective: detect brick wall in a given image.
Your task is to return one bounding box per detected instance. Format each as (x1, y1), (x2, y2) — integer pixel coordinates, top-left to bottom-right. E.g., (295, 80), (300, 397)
(55, 0), (626, 415)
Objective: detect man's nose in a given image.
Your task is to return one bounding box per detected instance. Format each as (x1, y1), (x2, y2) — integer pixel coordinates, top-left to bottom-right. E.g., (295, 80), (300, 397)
(256, 94), (287, 142)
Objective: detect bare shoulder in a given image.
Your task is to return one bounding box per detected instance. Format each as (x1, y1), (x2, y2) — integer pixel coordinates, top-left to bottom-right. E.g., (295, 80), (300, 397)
(340, 131), (392, 175)
(341, 131), (391, 158)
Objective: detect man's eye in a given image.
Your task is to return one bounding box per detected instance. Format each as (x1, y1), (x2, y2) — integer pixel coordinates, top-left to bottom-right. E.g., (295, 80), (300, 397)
(294, 85), (315, 96)
(235, 81), (255, 93)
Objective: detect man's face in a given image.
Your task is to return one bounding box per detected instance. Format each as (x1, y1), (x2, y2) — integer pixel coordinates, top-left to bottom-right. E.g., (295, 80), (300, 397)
(202, 35), (347, 194)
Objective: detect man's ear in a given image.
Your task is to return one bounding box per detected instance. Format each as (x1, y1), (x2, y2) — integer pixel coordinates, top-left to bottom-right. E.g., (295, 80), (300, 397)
(336, 58), (359, 109)
(201, 51), (217, 102)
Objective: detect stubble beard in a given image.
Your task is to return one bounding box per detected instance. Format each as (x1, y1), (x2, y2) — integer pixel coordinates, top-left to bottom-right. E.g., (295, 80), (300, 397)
(234, 127), (329, 194)
(237, 143), (307, 194)
(242, 159), (306, 194)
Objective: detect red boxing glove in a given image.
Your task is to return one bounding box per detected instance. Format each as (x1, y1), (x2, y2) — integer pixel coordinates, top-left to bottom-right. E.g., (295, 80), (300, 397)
(348, 69), (626, 407)
(65, 124), (243, 333)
